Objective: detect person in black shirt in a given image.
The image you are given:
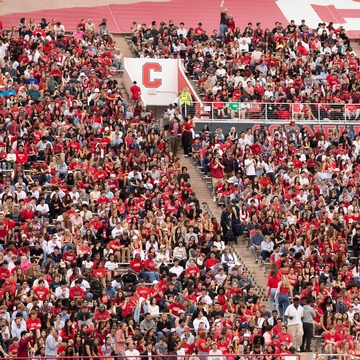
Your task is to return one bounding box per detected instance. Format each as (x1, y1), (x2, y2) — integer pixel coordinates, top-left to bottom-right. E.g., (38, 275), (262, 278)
(96, 221), (112, 245)
(30, 241), (44, 265)
(353, 227), (360, 258)
(219, 0), (229, 41)
(168, 330), (181, 355)
(121, 268), (138, 292)
(262, 222), (275, 240)
(80, 329), (95, 358)
(89, 276), (103, 300)
(191, 302), (208, 321)
(120, 233), (131, 262)
(177, 166), (190, 183)
(164, 283), (178, 306)
(210, 302), (224, 322)
(245, 287), (257, 312)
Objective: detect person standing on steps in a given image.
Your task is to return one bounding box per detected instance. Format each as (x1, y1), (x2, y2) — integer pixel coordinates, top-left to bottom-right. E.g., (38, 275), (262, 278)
(130, 80), (141, 105)
(209, 153), (224, 202)
(181, 116), (192, 157)
(220, 0), (229, 41)
(179, 87), (192, 117)
(169, 117), (182, 157)
(300, 297), (316, 352)
(284, 296), (304, 352)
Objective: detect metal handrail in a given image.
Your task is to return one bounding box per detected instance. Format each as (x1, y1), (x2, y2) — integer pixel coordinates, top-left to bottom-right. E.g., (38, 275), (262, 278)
(179, 101), (360, 123)
(10, 354), (302, 359)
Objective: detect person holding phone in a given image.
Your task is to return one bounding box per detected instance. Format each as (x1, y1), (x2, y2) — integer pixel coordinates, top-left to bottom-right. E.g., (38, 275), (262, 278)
(284, 296), (304, 352)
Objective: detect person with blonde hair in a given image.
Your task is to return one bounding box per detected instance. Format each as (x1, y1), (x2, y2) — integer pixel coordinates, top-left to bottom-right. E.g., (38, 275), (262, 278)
(274, 275), (293, 318)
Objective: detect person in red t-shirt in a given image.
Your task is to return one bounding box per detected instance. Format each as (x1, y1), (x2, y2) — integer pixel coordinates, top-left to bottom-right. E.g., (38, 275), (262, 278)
(129, 253), (143, 275)
(26, 310), (41, 337)
(169, 296), (184, 318)
(278, 326), (293, 348)
(136, 279), (150, 299)
(185, 259), (200, 278)
(130, 81), (141, 104)
(8, 337), (19, 357)
(33, 280), (50, 302)
(93, 304), (111, 323)
(69, 280), (85, 304)
(324, 327), (337, 354)
(62, 248), (77, 266)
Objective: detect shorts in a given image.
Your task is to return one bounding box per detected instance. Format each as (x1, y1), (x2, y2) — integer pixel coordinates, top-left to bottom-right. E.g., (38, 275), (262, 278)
(212, 177), (223, 188)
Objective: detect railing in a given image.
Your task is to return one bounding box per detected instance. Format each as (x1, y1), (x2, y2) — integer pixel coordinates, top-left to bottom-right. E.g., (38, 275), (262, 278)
(179, 101), (360, 123)
(11, 354), (301, 360)
(312, 355), (354, 360)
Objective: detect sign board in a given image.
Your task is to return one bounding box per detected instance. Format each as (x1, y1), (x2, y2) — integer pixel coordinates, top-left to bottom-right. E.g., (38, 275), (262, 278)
(124, 58), (178, 106)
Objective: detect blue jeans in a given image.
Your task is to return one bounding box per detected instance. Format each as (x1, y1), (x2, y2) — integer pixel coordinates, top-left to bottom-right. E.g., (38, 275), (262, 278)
(140, 271), (159, 282)
(269, 288), (277, 312)
(220, 23), (228, 40)
(277, 294), (290, 319)
(198, 351), (208, 360)
(113, 61), (123, 70)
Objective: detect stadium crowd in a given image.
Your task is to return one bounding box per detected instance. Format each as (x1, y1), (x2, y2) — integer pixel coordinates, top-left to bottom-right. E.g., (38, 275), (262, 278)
(0, 8), (356, 360)
(130, 4), (359, 121)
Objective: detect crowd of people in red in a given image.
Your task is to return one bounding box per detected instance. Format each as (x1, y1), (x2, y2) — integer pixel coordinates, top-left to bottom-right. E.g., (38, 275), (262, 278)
(130, 5), (359, 121)
(0, 10), (358, 360)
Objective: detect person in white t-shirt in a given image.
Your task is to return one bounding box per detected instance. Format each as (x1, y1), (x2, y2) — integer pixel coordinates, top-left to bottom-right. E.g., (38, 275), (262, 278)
(177, 22), (187, 37)
(125, 342), (140, 360)
(244, 153), (256, 179)
(209, 342), (224, 360)
(36, 198), (50, 217)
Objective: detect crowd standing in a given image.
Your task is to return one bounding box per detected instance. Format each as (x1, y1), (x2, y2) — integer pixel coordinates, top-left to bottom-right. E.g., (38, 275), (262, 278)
(0, 8), (356, 360)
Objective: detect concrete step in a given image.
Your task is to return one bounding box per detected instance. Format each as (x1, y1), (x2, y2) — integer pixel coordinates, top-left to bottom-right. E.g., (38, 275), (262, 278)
(182, 155), (268, 301)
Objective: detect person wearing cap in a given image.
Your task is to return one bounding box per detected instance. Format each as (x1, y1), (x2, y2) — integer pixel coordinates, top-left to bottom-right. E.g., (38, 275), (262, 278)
(93, 303), (111, 323)
(209, 340), (223, 360)
(284, 296), (303, 352)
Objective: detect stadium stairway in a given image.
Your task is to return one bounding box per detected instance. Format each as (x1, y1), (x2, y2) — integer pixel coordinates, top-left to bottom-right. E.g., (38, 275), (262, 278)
(112, 34), (134, 101)
(182, 156), (269, 302)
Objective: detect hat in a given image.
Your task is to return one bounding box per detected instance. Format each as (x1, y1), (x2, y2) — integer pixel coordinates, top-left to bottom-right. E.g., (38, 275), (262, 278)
(195, 134), (200, 138)
(170, 328), (176, 333)
(99, 304), (105, 308)
(94, 88), (100, 93)
(189, 202), (195, 206)
(184, 326), (190, 331)
(153, 280), (159, 284)
(104, 127), (109, 131)
(75, 209), (80, 213)
(148, 253), (155, 258)
(281, 342), (287, 346)
(86, 328), (95, 334)
(200, 253), (206, 257)
(272, 335), (279, 339)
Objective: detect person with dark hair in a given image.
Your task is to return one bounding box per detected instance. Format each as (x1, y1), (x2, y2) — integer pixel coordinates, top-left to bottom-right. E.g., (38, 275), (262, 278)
(45, 326), (58, 359)
(17, 330), (31, 358)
